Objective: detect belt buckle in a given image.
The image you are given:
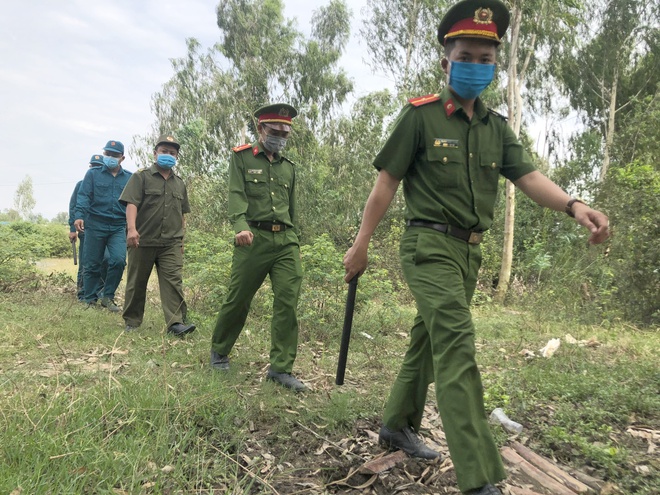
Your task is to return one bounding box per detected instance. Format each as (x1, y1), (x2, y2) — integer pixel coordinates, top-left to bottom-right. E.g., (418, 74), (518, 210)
(468, 232), (483, 245)
(271, 224), (281, 232)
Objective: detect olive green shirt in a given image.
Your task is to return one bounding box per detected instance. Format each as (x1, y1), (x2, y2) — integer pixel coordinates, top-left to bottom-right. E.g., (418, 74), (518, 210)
(374, 87), (536, 232)
(228, 141), (297, 234)
(119, 164), (191, 247)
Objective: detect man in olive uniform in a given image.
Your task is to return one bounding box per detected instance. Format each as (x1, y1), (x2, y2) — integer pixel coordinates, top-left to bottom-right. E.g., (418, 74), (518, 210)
(210, 103), (306, 392)
(119, 134), (196, 337)
(69, 153), (104, 300)
(342, 1), (610, 494)
(74, 140), (132, 311)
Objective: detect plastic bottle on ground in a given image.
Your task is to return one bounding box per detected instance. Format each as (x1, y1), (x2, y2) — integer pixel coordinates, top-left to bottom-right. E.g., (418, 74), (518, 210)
(490, 407), (523, 434)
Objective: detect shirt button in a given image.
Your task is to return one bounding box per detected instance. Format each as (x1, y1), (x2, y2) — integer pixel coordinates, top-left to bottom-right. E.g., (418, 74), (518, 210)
(272, 206), (276, 211)
(442, 157), (448, 163)
(491, 162), (497, 168)
(271, 178), (274, 181)
(271, 192), (275, 196)
(254, 179), (258, 183)
(469, 153), (474, 158)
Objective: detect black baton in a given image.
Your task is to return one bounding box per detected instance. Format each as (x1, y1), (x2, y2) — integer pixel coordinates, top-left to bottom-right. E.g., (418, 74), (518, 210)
(336, 274), (359, 385)
(71, 239), (77, 265)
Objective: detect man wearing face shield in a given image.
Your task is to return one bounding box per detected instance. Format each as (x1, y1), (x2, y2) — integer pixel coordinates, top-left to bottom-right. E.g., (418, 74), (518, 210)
(342, 1), (610, 494)
(119, 134), (195, 337)
(210, 103), (307, 392)
(74, 140), (132, 311)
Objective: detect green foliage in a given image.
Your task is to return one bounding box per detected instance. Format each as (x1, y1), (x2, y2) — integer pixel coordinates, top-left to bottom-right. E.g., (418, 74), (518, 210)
(598, 161), (660, 324)
(0, 222), (70, 290)
(183, 225), (235, 312)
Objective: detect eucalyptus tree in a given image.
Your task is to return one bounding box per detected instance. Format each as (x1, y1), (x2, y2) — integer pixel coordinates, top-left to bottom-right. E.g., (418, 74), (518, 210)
(558, 0), (660, 182)
(13, 176), (36, 221)
(360, 0), (449, 97)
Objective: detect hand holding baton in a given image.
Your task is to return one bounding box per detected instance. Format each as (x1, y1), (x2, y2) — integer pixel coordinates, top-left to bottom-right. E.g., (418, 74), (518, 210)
(71, 239), (77, 265)
(335, 274), (359, 385)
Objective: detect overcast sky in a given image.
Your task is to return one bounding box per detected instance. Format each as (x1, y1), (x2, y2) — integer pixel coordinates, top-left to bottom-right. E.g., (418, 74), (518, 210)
(0, 0), (394, 219)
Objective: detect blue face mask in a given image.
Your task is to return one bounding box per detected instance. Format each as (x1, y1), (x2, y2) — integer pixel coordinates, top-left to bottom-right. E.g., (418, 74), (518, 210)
(448, 61), (496, 100)
(156, 154), (177, 169)
(103, 156), (119, 169)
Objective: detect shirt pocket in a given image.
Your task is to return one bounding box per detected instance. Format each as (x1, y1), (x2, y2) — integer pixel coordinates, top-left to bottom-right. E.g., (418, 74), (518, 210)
(171, 191), (184, 214)
(425, 147), (463, 188)
(477, 152), (502, 191)
(245, 172), (268, 198)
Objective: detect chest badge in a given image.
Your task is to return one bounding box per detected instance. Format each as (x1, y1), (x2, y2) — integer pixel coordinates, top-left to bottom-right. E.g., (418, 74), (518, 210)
(434, 138), (459, 148)
(247, 169), (263, 175)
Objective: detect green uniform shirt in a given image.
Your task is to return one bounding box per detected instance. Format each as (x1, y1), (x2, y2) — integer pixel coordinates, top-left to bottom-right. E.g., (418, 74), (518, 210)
(374, 87), (536, 232)
(119, 164), (191, 247)
(228, 141), (297, 234)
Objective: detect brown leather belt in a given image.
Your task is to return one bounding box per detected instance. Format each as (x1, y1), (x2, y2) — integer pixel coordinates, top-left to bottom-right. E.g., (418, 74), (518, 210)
(248, 221), (287, 232)
(406, 220), (484, 245)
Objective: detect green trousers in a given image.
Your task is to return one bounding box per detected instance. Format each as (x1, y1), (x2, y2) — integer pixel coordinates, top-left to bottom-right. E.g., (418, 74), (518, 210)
(211, 229), (303, 373)
(122, 244), (186, 328)
(383, 227), (506, 493)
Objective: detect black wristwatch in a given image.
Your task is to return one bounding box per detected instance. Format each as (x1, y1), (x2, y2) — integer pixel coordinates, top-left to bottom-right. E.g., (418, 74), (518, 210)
(565, 198), (586, 218)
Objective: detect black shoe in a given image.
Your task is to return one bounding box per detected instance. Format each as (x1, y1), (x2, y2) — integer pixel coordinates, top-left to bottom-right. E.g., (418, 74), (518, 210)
(210, 350), (230, 371)
(266, 368), (308, 392)
(379, 425), (441, 459)
(167, 323), (196, 336)
(125, 325), (138, 332)
(465, 485), (502, 495)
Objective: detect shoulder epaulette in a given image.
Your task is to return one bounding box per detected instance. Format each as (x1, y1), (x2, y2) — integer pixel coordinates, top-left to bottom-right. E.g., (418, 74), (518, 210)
(488, 108), (508, 121)
(408, 94), (441, 107)
(282, 156), (296, 166)
(232, 143), (251, 153)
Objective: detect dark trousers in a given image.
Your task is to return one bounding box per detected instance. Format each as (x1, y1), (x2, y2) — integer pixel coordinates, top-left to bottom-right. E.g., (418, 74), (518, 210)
(76, 233), (108, 300)
(383, 228), (505, 493)
(81, 219), (126, 303)
(211, 229), (303, 373)
(122, 244), (186, 328)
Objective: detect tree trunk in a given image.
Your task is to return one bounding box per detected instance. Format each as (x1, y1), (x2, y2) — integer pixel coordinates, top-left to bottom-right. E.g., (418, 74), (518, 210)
(600, 66), (618, 181)
(494, 4), (523, 304)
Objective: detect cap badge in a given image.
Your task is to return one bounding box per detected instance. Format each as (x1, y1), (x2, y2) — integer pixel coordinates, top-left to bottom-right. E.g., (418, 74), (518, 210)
(278, 108), (289, 117)
(95, 155), (101, 159)
(474, 8), (493, 24)
(111, 141), (116, 146)
(167, 136), (174, 141)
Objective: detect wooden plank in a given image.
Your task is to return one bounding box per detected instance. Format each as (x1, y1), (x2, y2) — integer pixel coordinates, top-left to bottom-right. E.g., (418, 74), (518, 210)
(508, 487), (547, 495)
(501, 447), (578, 495)
(511, 442), (593, 494)
(358, 450), (408, 474)
(568, 469), (605, 493)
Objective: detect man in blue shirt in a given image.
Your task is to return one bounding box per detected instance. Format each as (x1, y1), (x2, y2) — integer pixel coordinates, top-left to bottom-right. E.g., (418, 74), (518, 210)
(74, 140), (132, 311)
(69, 154), (104, 300)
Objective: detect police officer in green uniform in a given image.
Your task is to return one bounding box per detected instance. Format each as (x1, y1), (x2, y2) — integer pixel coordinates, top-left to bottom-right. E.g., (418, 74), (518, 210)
(343, 1), (610, 494)
(210, 103), (307, 392)
(74, 140), (132, 312)
(119, 134), (196, 336)
(69, 154), (104, 300)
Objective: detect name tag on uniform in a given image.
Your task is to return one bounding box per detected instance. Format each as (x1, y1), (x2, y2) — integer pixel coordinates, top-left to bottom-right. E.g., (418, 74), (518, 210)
(247, 169), (263, 175)
(433, 138), (459, 148)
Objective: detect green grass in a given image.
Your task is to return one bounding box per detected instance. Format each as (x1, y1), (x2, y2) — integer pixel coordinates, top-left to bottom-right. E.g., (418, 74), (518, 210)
(0, 269), (658, 494)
